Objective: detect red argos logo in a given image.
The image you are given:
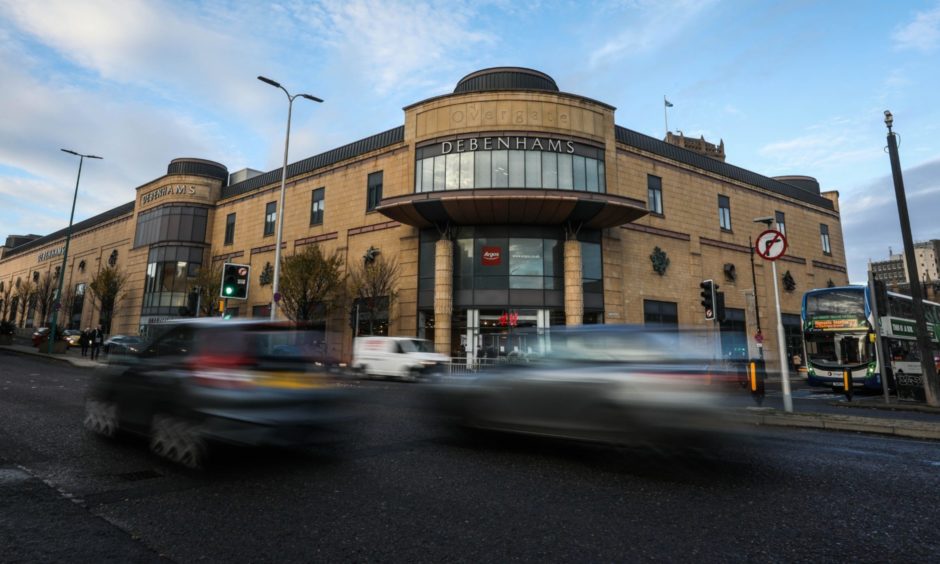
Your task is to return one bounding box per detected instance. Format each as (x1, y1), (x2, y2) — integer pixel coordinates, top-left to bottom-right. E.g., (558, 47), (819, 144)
(481, 246), (501, 266)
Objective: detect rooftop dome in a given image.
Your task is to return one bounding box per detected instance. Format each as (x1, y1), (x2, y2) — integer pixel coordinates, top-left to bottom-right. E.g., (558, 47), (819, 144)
(454, 67), (559, 94)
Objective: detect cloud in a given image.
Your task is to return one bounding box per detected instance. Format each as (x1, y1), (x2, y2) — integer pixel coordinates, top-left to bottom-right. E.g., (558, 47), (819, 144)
(588, 0), (716, 67)
(0, 0), (279, 118)
(283, 0), (495, 95)
(755, 114), (888, 184)
(841, 156), (940, 283)
(893, 3), (940, 52)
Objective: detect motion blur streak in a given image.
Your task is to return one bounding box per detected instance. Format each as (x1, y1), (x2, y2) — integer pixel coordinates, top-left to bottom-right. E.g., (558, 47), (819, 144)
(424, 325), (756, 452)
(85, 320), (356, 469)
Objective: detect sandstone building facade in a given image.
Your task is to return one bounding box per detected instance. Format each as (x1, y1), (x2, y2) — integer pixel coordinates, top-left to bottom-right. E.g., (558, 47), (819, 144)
(0, 68), (848, 369)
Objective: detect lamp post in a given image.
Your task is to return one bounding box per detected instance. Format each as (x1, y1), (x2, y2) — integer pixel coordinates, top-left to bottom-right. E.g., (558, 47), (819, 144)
(258, 76), (323, 321)
(748, 235), (763, 359)
(883, 110), (940, 406)
(755, 216), (793, 412)
(49, 149), (102, 353)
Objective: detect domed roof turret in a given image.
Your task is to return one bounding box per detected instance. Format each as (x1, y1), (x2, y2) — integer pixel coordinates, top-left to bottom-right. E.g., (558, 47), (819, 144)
(454, 67), (559, 94)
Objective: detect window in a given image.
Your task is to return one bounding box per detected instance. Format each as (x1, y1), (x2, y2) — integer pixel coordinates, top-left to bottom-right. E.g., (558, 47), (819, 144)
(647, 175), (663, 215)
(775, 211), (786, 237)
(310, 188), (325, 225)
(820, 224), (831, 254)
(367, 171), (383, 211)
(264, 202), (276, 236)
(134, 205), (208, 247)
(718, 195), (732, 230)
(224, 213), (236, 245)
(413, 140), (606, 193)
(644, 300), (678, 328)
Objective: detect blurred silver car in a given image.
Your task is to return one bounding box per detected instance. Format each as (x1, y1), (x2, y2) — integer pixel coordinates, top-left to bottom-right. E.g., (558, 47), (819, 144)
(85, 320), (354, 469)
(426, 325), (746, 446)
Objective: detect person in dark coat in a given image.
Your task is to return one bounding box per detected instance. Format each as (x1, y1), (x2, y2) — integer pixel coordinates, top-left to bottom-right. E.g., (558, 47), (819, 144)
(80, 327), (90, 357)
(90, 325), (104, 360)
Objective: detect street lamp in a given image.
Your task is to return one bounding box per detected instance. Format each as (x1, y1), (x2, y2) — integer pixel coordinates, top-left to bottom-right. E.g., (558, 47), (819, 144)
(754, 215), (793, 413)
(883, 110), (940, 406)
(258, 76), (323, 321)
(49, 149), (102, 353)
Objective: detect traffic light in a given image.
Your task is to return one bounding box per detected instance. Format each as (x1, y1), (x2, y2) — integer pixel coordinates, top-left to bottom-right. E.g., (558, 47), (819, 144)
(715, 291), (726, 323)
(700, 279), (716, 321)
(220, 263), (250, 300)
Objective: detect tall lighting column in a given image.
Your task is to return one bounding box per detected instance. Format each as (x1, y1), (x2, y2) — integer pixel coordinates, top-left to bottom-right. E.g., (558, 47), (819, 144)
(257, 76), (322, 321)
(49, 149), (102, 353)
(884, 110), (940, 406)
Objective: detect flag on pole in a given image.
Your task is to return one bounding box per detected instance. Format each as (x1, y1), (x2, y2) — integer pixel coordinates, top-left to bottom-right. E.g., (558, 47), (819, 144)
(664, 98), (674, 108)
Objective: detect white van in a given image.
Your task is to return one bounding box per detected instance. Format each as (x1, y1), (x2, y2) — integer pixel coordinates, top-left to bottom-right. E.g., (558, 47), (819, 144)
(352, 337), (450, 381)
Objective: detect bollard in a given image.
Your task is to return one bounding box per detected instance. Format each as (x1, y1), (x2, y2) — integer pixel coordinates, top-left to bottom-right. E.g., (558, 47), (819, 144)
(843, 369), (853, 402)
(749, 359), (766, 406)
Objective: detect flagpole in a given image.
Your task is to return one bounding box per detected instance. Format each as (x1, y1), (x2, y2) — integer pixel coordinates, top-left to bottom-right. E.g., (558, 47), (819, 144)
(664, 95), (669, 136)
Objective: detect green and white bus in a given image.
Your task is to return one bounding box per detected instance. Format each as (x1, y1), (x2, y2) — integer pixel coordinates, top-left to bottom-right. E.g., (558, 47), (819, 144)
(802, 285), (940, 390)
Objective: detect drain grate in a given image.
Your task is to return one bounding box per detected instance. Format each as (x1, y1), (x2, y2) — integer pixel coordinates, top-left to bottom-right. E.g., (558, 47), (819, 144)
(116, 470), (163, 482)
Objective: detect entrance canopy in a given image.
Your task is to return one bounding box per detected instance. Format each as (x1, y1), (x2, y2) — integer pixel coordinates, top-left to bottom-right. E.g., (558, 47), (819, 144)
(376, 189), (647, 229)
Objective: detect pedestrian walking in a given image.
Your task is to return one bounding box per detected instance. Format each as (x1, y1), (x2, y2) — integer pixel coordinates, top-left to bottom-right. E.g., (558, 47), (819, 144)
(90, 325), (104, 360)
(80, 327), (90, 357)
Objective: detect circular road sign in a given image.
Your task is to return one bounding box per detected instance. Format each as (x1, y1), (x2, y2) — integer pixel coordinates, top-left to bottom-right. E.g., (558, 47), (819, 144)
(755, 229), (788, 261)
(238, 267), (248, 276)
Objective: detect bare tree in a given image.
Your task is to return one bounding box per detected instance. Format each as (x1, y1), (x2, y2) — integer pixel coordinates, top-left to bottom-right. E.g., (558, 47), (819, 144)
(279, 244), (345, 322)
(14, 279), (35, 328)
(59, 286), (77, 329)
(0, 280), (11, 322)
(35, 271), (57, 327)
(348, 255), (400, 335)
(192, 262), (223, 317)
(88, 265), (129, 334)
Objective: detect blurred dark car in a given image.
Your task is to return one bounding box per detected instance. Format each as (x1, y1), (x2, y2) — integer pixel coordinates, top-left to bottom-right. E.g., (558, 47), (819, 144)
(63, 329), (83, 347)
(31, 327), (50, 347)
(84, 320), (353, 469)
(425, 325), (746, 447)
(102, 335), (144, 355)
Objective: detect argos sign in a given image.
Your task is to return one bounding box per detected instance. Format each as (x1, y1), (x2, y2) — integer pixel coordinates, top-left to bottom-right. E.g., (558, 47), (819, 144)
(481, 246), (501, 266)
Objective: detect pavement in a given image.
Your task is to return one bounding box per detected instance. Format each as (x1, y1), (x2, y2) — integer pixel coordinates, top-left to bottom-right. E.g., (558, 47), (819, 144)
(3, 342), (940, 441)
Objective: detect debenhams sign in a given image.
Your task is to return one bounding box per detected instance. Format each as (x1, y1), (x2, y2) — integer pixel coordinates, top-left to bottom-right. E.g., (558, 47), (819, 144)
(141, 184), (197, 205)
(441, 136), (576, 155)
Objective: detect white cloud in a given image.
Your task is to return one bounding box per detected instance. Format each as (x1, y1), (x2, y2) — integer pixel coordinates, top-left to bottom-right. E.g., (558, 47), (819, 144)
(284, 0), (495, 95)
(893, 4), (940, 52)
(0, 0), (277, 117)
(588, 0), (716, 67)
(840, 157), (940, 282)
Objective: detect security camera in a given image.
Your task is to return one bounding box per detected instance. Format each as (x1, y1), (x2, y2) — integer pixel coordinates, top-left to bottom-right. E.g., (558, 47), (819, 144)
(753, 216), (774, 225)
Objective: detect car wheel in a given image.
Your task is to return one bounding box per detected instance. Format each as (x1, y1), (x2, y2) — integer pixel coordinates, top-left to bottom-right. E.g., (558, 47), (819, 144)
(149, 414), (207, 470)
(408, 367), (423, 382)
(83, 399), (119, 437)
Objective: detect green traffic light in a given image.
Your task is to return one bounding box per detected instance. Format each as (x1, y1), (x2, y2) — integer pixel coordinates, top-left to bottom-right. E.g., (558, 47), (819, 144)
(225, 287), (234, 296)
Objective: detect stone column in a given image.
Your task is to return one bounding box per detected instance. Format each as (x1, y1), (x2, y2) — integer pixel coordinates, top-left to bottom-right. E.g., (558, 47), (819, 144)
(434, 238), (453, 355)
(564, 239), (583, 327)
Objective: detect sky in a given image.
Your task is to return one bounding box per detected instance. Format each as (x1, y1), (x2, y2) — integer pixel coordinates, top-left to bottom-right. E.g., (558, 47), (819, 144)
(1, 0), (939, 284)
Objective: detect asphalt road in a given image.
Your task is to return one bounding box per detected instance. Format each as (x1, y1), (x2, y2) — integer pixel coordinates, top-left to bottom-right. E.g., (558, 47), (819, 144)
(2, 351), (939, 563)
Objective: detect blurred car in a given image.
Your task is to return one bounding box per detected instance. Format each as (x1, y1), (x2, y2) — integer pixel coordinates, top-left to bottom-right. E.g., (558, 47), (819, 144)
(102, 335), (144, 355)
(84, 319), (353, 469)
(31, 327), (50, 347)
(425, 325), (747, 447)
(63, 329), (83, 347)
